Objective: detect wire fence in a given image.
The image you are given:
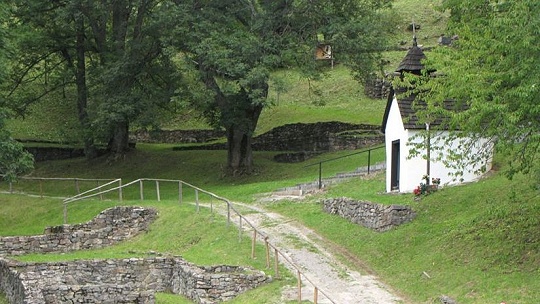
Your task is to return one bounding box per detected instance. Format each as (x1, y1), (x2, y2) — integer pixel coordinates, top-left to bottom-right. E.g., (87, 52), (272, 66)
(3, 176), (337, 304)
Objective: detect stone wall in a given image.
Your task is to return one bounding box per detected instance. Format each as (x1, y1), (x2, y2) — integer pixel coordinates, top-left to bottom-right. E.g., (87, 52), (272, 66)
(322, 197), (416, 232)
(0, 205), (270, 303)
(0, 206), (157, 256)
(24, 146), (86, 162)
(364, 77), (391, 99)
(0, 257), (270, 304)
(252, 122), (384, 152)
(131, 129), (226, 144)
(171, 122), (384, 156)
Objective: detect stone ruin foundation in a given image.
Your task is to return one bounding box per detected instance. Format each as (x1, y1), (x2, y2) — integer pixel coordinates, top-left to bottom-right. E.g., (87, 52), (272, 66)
(0, 257), (270, 304)
(322, 197), (416, 232)
(0, 206), (271, 303)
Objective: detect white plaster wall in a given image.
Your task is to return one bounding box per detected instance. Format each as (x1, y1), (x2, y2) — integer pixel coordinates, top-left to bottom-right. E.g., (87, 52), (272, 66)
(384, 96), (493, 193)
(384, 96), (407, 192)
(399, 129), (493, 193)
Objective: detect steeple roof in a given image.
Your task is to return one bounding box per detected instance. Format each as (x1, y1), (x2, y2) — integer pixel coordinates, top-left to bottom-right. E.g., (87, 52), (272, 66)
(395, 36), (426, 74)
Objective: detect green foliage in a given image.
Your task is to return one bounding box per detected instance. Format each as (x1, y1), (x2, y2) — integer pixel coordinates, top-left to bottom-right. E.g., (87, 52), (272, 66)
(169, 0), (394, 172)
(413, 0), (540, 179)
(3, 0), (184, 156)
(0, 133), (33, 181)
(0, 11), (34, 181)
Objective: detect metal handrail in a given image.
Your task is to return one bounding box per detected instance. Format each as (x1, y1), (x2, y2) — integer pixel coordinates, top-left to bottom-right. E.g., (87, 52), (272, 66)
(304, 145), (384, 189)
(60, 177), (337, 303)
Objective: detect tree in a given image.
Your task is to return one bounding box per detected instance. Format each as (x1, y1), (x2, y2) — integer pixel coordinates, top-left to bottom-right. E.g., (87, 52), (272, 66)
(411, 0), (540, 180)
(0, 3), (34, 181)
(171, 0), (392, 175)
(5, 0), (180, 160)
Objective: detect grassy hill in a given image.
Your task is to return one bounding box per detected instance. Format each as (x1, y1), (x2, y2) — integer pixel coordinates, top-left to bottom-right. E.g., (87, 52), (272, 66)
(3, 1), (539, 303)
(1, 147), (538, 303)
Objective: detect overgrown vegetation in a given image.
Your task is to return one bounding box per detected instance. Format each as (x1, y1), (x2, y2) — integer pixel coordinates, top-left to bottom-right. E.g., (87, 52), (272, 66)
(2, 1), (538, 303)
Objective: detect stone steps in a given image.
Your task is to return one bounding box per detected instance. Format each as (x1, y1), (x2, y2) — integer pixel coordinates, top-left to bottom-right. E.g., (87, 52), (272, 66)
(273, 162), (386, 196)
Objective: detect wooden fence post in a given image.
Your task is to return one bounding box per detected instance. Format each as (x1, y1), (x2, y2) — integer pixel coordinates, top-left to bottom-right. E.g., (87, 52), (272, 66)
(63, 202), (67, 224)
(251, 230), (257, 259)
(368, 149), (372, 174)
(238, 216), (242, 242)
(118, 179), (123, 202)
(297, 270), (302, 303)
(178, 181), (182, 205)
(314, 287), (319, 304)
(9, 182), (12, 194)
(195, 189), (199, 213)
(156, 180), (160, 201)
(274, 248), (280, 278)
(97, 181), (103, 200)
(75, 178), (80, 194)
(265, 237), (270, 268)
(227, 203), (231, 226)
(39, 179), (43, 198)
(140, 180), (144, 200)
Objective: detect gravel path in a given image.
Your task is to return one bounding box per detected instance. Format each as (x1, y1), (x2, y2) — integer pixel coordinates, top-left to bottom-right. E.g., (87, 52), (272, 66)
(225, 200), (404, 304)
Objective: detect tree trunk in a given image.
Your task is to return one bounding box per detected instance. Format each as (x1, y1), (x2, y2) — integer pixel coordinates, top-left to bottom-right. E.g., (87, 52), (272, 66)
(75, 11), (97, 159)
(225, 97), (264, 175)
(108, 120), (130, 159)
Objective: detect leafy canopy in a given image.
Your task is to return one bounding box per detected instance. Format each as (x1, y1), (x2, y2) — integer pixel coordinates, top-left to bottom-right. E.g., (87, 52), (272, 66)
(412, 0), (540, 179)
(0, 3), (34, 181)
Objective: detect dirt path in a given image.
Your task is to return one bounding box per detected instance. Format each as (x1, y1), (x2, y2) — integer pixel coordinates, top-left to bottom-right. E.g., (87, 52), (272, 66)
(223, 200), (404, 304)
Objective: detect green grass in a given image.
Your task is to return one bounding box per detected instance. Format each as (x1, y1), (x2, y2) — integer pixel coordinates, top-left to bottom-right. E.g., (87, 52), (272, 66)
(3, 2), (538, 303)
(2, 148), (538, 303)
(2, 143), (385, 202)
(259, 66), (387, 134)
(0, 195), (294, 304)
(267, 170), (540, 304)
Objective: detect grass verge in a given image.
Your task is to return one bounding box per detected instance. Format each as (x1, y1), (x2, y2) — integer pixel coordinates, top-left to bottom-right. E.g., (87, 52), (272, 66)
(267, 170), (540, 304)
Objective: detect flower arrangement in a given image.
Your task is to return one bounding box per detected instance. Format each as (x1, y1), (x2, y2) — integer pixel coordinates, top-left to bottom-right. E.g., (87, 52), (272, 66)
(414, 175), (440, 197)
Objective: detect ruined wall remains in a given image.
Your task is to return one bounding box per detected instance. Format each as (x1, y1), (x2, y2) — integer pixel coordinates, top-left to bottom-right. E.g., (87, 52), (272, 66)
(0, 257), (270, 304)
(0, 206), (157, 256)
(0, 206), (270, 303)
(322, 197), (416, 232)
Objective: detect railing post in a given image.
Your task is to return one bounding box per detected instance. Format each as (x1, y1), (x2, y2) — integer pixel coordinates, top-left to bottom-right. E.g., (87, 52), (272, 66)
(178, 181), (182, 205)
(368, 149), (372, 174)
(318, 162), (322, 189)
(39, 179), (43, 198)
(274, 248), (280, 278)
(97, 180), (103, 200)
(265, 237), (270, 268)
(227, 202), (231, 226)
(195, 189), (199, 213)
(251, 230), (257, 259)
(297, 270), (302, 303)
(140, 180), (144, 200)
(63, 202), (67, 224)
(156, 180), (160, 201)
(75, 178), (80, 194)
(118, 179), (123, 202)
(238, 216), (242, 242)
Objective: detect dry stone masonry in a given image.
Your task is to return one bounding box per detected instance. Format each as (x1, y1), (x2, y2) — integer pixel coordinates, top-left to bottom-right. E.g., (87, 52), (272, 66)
(0, 206), (157, 256)
(323, 197), (416, 231)
(0, 206), (271, 303)
(0, 257), (270, 304)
